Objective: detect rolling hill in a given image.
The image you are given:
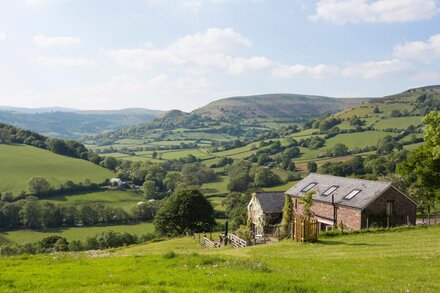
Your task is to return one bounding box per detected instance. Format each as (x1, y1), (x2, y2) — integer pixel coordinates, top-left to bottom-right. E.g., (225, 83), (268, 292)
(193, 93), (369, 121)
(0, 108), (163, 139)
(0, 144), (113, 194)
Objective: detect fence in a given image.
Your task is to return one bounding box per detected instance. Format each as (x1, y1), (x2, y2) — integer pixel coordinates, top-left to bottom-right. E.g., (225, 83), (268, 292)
(203, 237), (216, 249)
(292, 216), (318, 242)
(228, 233), (247, 248)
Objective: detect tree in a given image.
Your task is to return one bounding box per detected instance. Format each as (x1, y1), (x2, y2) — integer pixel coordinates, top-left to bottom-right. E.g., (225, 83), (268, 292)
(253, 167), (281, 187)
(280, 195), (292, 238)
(307, 161), (317, 173)
(376, 135), (395, 155)
(373, 105), (380, 113)
(227, 161), (252, 192)
(143, 180), (156, 198)
(102, 156), (118, 170)
(423, 111), (440, 159)
(27, 177), (51, 195)
(154, 189), (216, 236)
(19, 197), (42, 228)
(391, 110), (401, 117)
(222, 192), (252, 229)
(328, 143), (349, 157)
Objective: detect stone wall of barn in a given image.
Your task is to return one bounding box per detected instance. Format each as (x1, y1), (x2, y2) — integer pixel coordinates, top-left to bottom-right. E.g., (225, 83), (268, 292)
(361, 187), (417, 228)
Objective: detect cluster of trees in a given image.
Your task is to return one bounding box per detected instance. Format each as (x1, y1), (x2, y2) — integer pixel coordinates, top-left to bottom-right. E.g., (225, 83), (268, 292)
(96, 141), (199, 155)
(108, 157), (219, 199)
(247, 140), (300, 170)
(414, 94), (440, 115)
(397, 111), (440, 216)
(0, 231), (158, 256)
(0, 123), (101, 164)
(222, 191), (252, 230)
(227, 161), (282, 192)
(319, 150), (409, 179)
(0, 196), (158, 229)
(391, 109), (411, 117)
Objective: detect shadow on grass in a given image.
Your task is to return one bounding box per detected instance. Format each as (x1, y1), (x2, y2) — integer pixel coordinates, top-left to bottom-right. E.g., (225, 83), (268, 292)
(317, 239), (383, 246)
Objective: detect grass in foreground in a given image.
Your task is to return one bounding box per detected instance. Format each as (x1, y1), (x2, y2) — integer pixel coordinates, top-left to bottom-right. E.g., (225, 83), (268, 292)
(1, 225), (440, 292)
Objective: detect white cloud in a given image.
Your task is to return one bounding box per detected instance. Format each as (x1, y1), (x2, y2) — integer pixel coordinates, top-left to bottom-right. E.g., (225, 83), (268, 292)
(34, 34), (81, 48)
(272, 64), (338, 78)
(0, 32), (6, 41)
(108, 28), (269, 75)
(310, 0), (439, 24)
(394, 34), (440, 62)
(32, 57), (96, 67)
(342, 59), (409, 79)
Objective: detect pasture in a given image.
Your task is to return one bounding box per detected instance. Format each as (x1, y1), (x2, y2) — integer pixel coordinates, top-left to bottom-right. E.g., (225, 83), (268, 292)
(0, 225), (439, 291)
(0, 144), (113, 194)
(42, 190), (146, 211)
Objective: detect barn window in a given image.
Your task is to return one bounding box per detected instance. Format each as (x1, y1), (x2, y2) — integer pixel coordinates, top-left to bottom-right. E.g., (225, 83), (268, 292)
(301, 183), (317, 192)
(344, 189), (361, 200)
(322, 186), (339, 196)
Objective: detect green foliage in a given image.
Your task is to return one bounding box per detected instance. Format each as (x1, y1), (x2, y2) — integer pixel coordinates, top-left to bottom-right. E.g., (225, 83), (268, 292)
(423, 111), (440, 159)
(27, 177), (51, 195)
(280, 195), (292, 238)
(299, 191), (315, 217)
(307, 161), (317, 173)
(154, 189), (216, 236)
(223, 192), (252, 229)
(253, 167), (281, 187)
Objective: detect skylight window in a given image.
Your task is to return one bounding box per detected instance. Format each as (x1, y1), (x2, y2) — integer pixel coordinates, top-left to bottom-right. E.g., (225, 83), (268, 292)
(301, 183), (317, 192)
(344, 189), (361, 200)
(322, 186), (339, 196)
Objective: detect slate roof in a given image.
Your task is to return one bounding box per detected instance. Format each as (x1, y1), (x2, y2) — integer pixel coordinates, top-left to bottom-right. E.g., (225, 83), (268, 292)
(255, 192), (285, 213)
(285, 173), (395, 209)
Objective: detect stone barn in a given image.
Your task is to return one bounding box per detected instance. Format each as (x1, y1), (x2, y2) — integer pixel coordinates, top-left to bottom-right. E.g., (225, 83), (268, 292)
(247, 192), (285, 235)
(286, 173), (418, 232)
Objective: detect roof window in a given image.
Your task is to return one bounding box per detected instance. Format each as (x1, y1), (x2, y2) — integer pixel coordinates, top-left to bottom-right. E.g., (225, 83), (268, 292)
(301, 182), (317, 192)
(344, 189), (361, 200)
(322, 186), (339, 196)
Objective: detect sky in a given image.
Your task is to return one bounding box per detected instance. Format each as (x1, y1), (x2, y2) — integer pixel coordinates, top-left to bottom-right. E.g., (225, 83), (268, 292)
(0, 0), (439, 111)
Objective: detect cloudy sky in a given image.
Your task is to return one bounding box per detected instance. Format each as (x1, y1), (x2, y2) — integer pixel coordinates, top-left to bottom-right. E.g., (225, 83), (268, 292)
(0, 0), (439, 111)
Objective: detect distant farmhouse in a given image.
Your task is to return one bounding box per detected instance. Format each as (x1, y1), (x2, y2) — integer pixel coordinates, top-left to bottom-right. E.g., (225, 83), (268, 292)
(248, 173), (417, 234)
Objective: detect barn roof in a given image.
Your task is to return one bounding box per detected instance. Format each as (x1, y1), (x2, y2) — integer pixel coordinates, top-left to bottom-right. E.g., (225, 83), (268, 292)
(285, 173), (397, 209)
(254, 192), (285, 213)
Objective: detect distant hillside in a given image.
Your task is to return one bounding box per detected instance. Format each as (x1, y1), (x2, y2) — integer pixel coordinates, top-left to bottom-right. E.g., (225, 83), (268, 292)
(0, 108), (163, 139)
(193, 94), (369, 121)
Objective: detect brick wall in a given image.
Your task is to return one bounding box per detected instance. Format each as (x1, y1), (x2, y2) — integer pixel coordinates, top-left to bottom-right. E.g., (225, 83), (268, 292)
(362, 187), (416, 228)
(291, 186), (416, 231)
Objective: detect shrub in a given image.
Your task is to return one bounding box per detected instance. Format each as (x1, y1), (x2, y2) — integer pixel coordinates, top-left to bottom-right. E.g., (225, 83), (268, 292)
(162, 251), (177, 259)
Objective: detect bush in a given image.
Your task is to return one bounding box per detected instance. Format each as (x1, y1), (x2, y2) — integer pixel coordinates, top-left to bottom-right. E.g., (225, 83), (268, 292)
(162, 251), (177, 259)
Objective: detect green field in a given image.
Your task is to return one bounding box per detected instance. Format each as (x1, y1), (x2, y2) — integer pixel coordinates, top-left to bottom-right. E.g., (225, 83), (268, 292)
(0, 222), (154, 243)
(0, 144), (113, 194)
(324, 131), (395, 149)
(1, 225), (439, 291)
(374, 116), (423, 130)
(42, 190), (146, 211)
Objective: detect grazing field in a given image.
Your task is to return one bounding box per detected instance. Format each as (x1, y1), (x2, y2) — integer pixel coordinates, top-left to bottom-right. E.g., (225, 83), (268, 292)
(373, 116), (423, 130)
(1, 225), (439, 291)
(0, 222), (154, 244)
(0, 144), (113, 194)
(42, 190), (146, 211)
(324, 131), (395, 149)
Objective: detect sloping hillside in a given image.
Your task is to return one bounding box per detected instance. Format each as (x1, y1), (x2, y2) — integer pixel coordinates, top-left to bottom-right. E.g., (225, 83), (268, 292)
(0, 144), (113, 194)
(0, 108), (163, 139)
(193, 93), (369, 121)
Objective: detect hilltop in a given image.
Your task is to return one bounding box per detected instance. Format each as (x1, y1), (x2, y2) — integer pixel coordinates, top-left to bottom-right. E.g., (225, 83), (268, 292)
(193, 93), (369, 121)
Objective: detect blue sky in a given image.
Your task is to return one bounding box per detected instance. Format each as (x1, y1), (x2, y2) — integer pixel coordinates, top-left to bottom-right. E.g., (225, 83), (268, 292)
(0, 0), (439, 111)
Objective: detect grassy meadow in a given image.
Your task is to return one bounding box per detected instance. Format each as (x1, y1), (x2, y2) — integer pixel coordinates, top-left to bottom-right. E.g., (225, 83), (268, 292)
(0, 144), (113, 194)
(42, 190), (146, 211)
(0, 225), (439, 292)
